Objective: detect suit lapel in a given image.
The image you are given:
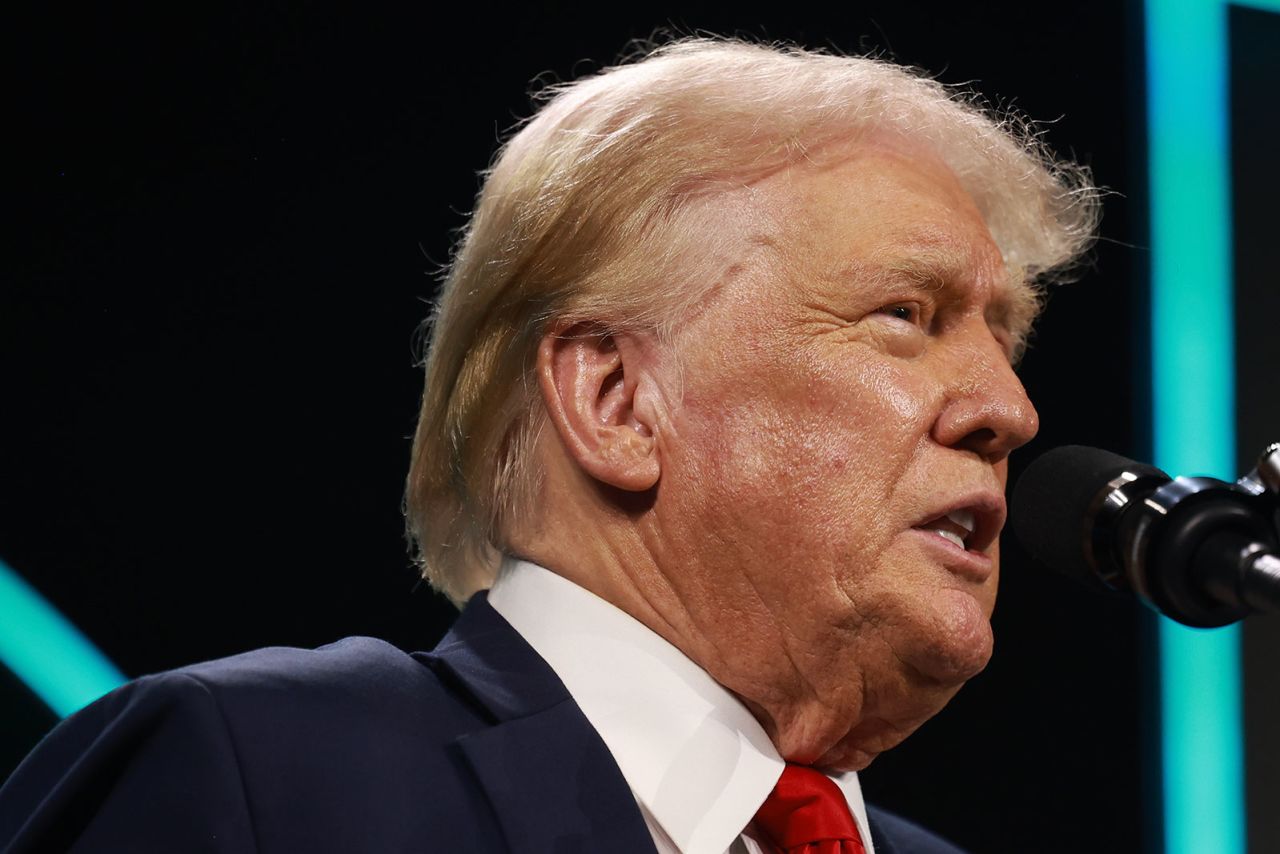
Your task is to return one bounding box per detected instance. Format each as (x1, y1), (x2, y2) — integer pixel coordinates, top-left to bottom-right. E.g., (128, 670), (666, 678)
(865, 808), (900, 854)
(418, 594), (657, 853)
(457, 701), (658, 853)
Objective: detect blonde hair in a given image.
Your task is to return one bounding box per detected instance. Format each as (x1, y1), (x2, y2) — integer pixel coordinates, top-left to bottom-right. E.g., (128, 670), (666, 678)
(406, 37), (1101, 605)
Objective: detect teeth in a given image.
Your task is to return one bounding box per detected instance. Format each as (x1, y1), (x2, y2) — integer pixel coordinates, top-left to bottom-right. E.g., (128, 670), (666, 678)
(945, 508), (976, 535)
(931, 529), (966, 549)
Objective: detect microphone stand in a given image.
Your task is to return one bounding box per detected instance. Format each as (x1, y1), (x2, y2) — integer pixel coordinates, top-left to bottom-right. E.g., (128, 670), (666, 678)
(1126, 442), (1280, 627)
(1210, 443), (1280, 614)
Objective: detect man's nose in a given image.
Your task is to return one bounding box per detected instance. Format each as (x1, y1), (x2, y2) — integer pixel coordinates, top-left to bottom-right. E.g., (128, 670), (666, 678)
(930, 337), (1040, 463)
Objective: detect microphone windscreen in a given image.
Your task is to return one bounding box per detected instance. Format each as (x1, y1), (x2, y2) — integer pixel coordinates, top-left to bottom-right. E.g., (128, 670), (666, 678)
(1011, 445), (1167, 586)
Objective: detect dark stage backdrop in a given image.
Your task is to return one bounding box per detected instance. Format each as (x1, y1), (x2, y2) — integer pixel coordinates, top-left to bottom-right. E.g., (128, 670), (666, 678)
(3, 4), (1150, 852)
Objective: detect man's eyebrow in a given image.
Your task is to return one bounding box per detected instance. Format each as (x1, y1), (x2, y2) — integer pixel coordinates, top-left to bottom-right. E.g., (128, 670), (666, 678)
(832, 246), (973, 294)
(831, 248), (1036, 352)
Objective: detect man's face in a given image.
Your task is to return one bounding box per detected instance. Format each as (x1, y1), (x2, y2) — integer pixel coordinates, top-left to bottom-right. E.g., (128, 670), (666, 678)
(644, 141), (1040, 770)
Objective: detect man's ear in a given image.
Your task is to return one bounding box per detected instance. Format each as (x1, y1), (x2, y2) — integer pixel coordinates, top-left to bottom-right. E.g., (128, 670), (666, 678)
(537, 322), (662, 492)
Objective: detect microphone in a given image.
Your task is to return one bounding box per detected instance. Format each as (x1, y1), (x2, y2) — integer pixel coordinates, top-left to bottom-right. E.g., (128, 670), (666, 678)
(1011, 444), (1280, 627)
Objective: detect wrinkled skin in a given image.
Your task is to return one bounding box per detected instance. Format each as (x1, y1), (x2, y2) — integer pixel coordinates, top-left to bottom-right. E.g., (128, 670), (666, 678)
(526, 139), (1040, 772)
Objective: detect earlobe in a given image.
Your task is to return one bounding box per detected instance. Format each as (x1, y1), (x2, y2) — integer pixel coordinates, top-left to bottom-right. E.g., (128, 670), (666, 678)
(537, 323), (661, 492)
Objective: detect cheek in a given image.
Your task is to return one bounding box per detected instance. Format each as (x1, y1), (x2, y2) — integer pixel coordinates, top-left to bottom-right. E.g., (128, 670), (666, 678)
(678, 353), (938, 536)
(852, 358), (937, 425)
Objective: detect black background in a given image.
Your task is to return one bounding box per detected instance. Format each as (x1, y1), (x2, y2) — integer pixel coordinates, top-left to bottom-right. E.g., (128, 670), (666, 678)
(3, 3), (1154, 851)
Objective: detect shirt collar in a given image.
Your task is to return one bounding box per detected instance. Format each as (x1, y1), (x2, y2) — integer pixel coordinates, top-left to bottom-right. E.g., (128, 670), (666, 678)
(487, 558), (873, 854)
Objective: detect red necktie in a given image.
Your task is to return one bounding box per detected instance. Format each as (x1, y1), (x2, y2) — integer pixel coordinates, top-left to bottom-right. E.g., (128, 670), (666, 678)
(752, 764), (867, 854)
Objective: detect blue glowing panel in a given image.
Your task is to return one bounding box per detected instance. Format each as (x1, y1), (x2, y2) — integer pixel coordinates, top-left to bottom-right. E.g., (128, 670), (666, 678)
(1144, 0), (1280, 851)
(0, 558), (126, 718)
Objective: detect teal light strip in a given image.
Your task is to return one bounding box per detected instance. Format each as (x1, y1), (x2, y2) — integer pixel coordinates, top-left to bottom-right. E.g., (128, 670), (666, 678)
(1158, 623), (1243, 854)
(1144, 0), (1280, 851)
(0, 557), (126, 718)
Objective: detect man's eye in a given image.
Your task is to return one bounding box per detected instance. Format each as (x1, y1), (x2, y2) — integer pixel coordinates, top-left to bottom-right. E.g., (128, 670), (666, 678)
(878, 304), (918, 323)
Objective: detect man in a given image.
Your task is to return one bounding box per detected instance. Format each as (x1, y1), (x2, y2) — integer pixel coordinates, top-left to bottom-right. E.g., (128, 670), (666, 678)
(0, 38), (1098, 852)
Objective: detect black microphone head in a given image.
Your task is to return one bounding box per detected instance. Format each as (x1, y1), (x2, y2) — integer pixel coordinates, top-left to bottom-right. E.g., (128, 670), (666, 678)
(1012, 445), (1168, 588)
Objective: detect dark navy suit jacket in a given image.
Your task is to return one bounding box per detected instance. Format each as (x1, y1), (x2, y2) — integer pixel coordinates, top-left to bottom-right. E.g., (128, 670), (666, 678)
(0, 594), (967, 853)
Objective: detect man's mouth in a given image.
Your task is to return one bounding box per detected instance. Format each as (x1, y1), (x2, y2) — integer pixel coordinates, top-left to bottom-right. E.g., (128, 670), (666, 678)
(914, 508), (976, 550)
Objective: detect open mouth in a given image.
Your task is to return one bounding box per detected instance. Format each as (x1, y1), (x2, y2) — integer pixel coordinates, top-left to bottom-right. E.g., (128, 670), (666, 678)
(914, 508), (977, 550)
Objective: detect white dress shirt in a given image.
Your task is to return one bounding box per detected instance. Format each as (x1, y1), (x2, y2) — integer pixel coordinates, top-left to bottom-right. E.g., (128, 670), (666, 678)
(487, 557), (876, 854)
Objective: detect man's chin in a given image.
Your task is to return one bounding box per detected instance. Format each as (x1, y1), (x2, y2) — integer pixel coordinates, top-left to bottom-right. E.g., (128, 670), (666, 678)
(916, 590), (997, 684)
